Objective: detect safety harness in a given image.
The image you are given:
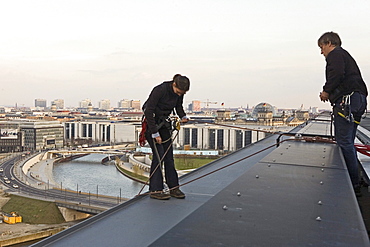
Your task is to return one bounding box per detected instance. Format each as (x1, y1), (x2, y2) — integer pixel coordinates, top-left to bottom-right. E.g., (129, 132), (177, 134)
(139, 115), (181, 147)
(137, 116), (181, 195)
(335, 92), (361, 125)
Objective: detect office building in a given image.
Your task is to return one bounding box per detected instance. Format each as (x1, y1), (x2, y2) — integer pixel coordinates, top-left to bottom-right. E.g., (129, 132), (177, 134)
(118, 99), (141, 111)
(51, 99), (64, 109)
(79, 99), (92, 108)
(175, 123), (267, 152)
(131, 100), (141, 110)
(99, 99), (111, 110)
(35, 99), (47, 108)
(64, 121), (138, 146)
(189, 100), (201, 112)
(0, 120), (64, 152)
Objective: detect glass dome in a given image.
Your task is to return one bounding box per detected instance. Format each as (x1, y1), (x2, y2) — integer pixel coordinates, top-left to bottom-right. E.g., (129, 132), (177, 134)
(251, 102), (275, 117)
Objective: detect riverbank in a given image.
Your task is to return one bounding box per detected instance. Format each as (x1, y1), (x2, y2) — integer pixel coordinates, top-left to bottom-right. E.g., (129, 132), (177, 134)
(27, 158), (59, 189)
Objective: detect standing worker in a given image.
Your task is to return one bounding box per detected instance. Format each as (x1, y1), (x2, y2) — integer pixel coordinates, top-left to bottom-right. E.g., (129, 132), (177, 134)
(318, 31), (368, 196)
(142, 74), (190, 200)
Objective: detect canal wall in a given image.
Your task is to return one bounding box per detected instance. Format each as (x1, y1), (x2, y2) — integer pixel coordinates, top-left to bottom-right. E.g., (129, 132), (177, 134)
(128, 154), (151, 173)
(21, 153), (45, 175)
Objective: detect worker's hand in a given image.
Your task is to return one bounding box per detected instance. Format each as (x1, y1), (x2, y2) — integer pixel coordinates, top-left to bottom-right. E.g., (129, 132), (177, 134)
(154, 136), (162, 144)
(319, 91), (329, 102)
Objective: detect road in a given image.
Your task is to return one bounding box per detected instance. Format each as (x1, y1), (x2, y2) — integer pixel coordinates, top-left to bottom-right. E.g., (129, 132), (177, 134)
(0, 153), (124, 211)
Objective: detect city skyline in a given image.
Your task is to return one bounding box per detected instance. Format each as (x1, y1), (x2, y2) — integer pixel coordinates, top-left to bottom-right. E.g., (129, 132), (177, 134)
(1, 1), (370, 110)
(13, 98), (320, 111)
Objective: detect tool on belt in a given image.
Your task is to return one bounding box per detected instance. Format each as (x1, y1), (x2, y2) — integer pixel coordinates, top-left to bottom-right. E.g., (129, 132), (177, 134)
(336, 93), (354, 123)
(139, 115), (181, 147)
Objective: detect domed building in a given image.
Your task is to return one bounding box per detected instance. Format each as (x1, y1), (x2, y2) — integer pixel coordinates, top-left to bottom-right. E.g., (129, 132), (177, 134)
(251, 102), (275, 117)
(250, 102), (309, 126)
(250, 103), (274, 125)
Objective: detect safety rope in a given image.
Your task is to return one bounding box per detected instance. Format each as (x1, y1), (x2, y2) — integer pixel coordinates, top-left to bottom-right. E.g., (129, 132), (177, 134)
(134, 113), (368, 197)
(355, 143), (370, 157)
(135, 115), (338, 197)
(135, 110), (369, 196)
(136, 126), (180, 196)
(136, 134), (336, 197)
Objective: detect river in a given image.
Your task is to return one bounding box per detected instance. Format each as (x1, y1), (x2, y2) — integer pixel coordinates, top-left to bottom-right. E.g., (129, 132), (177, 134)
(52, 153), (148, 199)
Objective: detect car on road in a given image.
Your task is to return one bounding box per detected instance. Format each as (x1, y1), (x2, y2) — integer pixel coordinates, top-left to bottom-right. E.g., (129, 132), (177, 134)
(0, 168), (3, 172)
(5, 180), (10, 184)
(12, 184), (18, 188)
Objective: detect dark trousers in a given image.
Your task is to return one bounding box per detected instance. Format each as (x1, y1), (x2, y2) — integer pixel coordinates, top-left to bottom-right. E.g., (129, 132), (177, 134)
(333, 92), (367, 187)
(145, 128), (179, 192)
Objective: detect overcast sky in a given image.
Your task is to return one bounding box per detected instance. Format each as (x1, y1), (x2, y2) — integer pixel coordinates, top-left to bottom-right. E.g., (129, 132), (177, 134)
(1, 0), (370, 110)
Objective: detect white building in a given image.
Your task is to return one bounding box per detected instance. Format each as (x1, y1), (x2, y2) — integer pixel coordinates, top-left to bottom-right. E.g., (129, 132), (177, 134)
(35, 99), (47, 108)
(118, 99), (131, 108)
(118, 99), (141, 110)
(79, 99), (92, 108)
(51, 99), (64, 109)
(65, 121), (280, 152)
(64, 121), (138, 145)
(99, 99), (111, 110)
(174, 123), (268, 152)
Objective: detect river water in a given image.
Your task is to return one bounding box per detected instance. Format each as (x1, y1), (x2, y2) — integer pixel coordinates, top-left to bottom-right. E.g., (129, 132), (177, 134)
(52, 154), (147, 199)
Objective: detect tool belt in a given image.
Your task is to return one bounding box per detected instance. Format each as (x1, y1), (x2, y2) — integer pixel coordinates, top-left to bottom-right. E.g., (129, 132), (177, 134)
(155, 115), (173, 130)
(156, 115), (181, 131)
(333, 92), (361, 124)
(153, 109), (178, 131)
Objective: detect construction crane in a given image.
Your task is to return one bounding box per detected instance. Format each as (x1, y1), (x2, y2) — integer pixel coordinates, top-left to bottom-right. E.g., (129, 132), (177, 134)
(202, 99), (217, 113)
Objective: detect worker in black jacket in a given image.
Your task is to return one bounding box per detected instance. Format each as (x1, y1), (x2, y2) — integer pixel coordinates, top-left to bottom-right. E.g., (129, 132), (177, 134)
(142, 74), (190, 200)
(318, 32), (368, 196)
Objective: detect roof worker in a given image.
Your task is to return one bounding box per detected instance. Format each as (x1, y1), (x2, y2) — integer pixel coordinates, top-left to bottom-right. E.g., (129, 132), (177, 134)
(318, 31), (368, 196)
(142, 74), (190, 200)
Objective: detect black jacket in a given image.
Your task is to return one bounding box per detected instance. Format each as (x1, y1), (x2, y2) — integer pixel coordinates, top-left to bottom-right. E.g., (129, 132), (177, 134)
(143, 81), (186, 134)
(323, 47), (368, 103)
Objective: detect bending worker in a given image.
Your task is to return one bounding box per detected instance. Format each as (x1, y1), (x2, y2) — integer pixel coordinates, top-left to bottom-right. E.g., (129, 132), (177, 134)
(318, 31), (368, 196)
(142, 74), (190, 200)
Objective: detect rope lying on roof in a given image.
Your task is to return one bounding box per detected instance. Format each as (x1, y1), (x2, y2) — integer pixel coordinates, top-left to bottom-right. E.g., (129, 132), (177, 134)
(136, 134), (337, 197)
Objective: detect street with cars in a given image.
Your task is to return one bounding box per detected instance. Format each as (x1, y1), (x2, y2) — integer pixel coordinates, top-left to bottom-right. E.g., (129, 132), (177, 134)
(0, 153), (120, 211)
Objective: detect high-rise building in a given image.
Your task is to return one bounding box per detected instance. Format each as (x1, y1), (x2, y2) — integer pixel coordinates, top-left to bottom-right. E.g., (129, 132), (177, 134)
(131, 100), (141, 111)
(51, 99), (64, 109)
(35, 99), (47, 108)
(0, 120), (64, 152)
(118, 99), (131, 108)
(99, 99), (111, 110)
(118, 99), (141, 110)
(79, 99), (92, 108)
(189, 100), (201, 112)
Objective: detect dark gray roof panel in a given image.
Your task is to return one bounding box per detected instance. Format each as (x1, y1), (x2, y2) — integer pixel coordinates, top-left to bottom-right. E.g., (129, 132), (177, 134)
(152, 142), (368, 246)
(32, 120), (370, 247)
(260, 141), (343, 169)
(33, 134), (280, 247)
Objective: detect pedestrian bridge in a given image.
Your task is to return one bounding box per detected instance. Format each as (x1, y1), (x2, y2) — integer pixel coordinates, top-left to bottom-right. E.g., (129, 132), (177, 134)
(45, 149), (131, 163)
(55, 201), (106, 214)
(47, 149), (128, 156)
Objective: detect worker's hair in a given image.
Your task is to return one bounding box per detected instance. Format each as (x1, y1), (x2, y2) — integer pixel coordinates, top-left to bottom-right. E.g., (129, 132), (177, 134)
(173, 74), (190, 91)
(318, 31), (342, 47)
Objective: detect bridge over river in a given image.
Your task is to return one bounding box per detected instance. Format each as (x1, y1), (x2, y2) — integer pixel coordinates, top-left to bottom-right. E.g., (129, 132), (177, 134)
(4, 149), (140, 214)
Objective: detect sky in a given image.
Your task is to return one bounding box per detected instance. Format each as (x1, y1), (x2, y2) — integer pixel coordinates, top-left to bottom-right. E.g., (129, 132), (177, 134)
(1, 0), (370, 110)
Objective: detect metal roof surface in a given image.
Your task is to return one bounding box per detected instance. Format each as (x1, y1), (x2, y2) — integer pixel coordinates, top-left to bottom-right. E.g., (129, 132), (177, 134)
(32, 118), (370, 247)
